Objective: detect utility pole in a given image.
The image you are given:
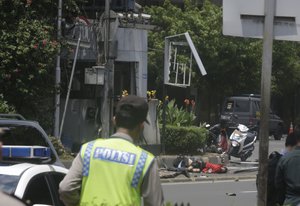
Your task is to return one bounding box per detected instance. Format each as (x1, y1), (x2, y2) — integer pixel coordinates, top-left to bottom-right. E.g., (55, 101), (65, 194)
(257, 0), (275, 205)
(161, 84), (167, 154)
(54, 0), (63, 138)
(100, 0), (114, 138)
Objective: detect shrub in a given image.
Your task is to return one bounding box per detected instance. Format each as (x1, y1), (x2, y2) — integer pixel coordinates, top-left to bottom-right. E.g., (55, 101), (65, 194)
(49, 136), (74, 160)
(163, 125), (208, 155)
(158, 99), (196, 127)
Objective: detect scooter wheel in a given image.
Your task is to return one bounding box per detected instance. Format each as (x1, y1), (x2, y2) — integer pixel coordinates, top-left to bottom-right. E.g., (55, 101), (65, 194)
(241, 152), (252, 162)
(241, 156), (247, 162)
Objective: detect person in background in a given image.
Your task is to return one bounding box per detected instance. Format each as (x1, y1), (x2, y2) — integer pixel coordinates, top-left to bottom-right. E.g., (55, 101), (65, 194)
(172, 156), (227, 174)
(59, 95), (164, 206)
(187, 159), (228, 174)
(275, 129), (300, 206)
(265, 132), (297, 206)
(281, 132), (298, 155)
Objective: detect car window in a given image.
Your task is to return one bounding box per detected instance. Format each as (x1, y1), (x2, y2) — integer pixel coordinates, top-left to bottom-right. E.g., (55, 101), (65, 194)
(224, 100), (234, 112)
(0, 125), (47, 146)
(235, 100), (250, 112)
(254, 101), (260, 111)
(22, 174), (54, 205)
(0, 174), (20, 194)
(48, 173), (66, 206)
(253, 101), (275, 113)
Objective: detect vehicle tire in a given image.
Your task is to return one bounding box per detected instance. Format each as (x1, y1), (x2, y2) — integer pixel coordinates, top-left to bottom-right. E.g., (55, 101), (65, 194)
(241, 155), (247, 162)
(240, 151), (252, 162)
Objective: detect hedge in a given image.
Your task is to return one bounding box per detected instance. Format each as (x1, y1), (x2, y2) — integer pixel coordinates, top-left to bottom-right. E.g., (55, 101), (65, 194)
(49, 136), (74, 160)
(162, 125), (208, 155)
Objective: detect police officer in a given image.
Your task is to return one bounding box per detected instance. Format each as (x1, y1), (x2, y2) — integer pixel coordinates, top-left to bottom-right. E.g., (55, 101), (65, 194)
(59, 95), (164, 206)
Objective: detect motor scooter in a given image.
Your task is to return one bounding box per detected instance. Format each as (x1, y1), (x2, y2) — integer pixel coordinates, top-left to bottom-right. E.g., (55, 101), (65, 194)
(205, 114), (239, 154)
(228, 124), (257, 161)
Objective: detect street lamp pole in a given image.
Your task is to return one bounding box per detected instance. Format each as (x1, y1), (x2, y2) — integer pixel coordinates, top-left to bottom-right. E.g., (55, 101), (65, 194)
(54, 0), (62, 138)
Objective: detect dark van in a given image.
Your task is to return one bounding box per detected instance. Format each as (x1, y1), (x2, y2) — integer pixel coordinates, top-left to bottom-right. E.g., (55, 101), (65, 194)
(221, 94), (284, 140)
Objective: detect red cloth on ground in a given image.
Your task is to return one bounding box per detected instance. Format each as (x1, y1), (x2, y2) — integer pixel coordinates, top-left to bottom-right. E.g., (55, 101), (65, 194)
(202, 162), (224, 173)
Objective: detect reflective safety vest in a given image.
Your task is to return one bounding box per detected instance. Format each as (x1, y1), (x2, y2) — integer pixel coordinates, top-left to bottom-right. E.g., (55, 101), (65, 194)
(79, 138), (154, 206)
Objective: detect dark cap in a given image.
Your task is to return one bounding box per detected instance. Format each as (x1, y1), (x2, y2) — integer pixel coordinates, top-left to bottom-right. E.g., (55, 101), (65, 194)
(116, 95), (149, 125)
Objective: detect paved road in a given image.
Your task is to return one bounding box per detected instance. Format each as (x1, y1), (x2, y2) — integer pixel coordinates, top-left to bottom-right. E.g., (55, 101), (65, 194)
(160, 138), (285, 205)
(162, 179), (257, 206)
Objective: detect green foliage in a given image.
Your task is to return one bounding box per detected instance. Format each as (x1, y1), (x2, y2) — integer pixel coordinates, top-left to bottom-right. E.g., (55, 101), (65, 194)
(159, 99), (196, 127)
(146, 0), (262, 96)
(49, 136), (74, 160)
(1, 18), (58, 96)
(146, 0), (300, 125)
(0, 94), (16, 113)
(163, 125), (208, 155)
(146, 0), (264, 124)
(272, 41), (300, 96)
(158, 98), (206, 155)
(0, 0), (84, 129)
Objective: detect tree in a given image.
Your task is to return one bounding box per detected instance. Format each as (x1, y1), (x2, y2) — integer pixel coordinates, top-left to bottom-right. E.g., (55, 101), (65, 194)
(271, 41), (300, 122)
(146, 0), (262, 122)
(0, 0), (83, 129)
(0, 94), (15, 113)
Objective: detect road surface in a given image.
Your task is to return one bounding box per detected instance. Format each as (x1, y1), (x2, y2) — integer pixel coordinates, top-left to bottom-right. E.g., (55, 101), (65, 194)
(162, 179), (257, 206)
(161, 138), (286, 205)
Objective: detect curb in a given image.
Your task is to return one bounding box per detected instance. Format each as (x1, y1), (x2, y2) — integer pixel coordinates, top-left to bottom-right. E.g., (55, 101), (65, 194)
(61, 155), (257, 183)
(156, 153), (224, 169)
(156, 153), (258, 183)
(160, 174), (257, 183)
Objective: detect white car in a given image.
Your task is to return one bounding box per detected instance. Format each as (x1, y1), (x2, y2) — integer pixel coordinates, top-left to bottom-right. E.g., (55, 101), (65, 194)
(0, 146), (68, 206)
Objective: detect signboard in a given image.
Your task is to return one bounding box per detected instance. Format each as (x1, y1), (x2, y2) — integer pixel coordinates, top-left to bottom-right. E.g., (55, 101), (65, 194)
(164, 32), (207, 87)
(84, 66), (105, 85)
(223, 0), (300, 41)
